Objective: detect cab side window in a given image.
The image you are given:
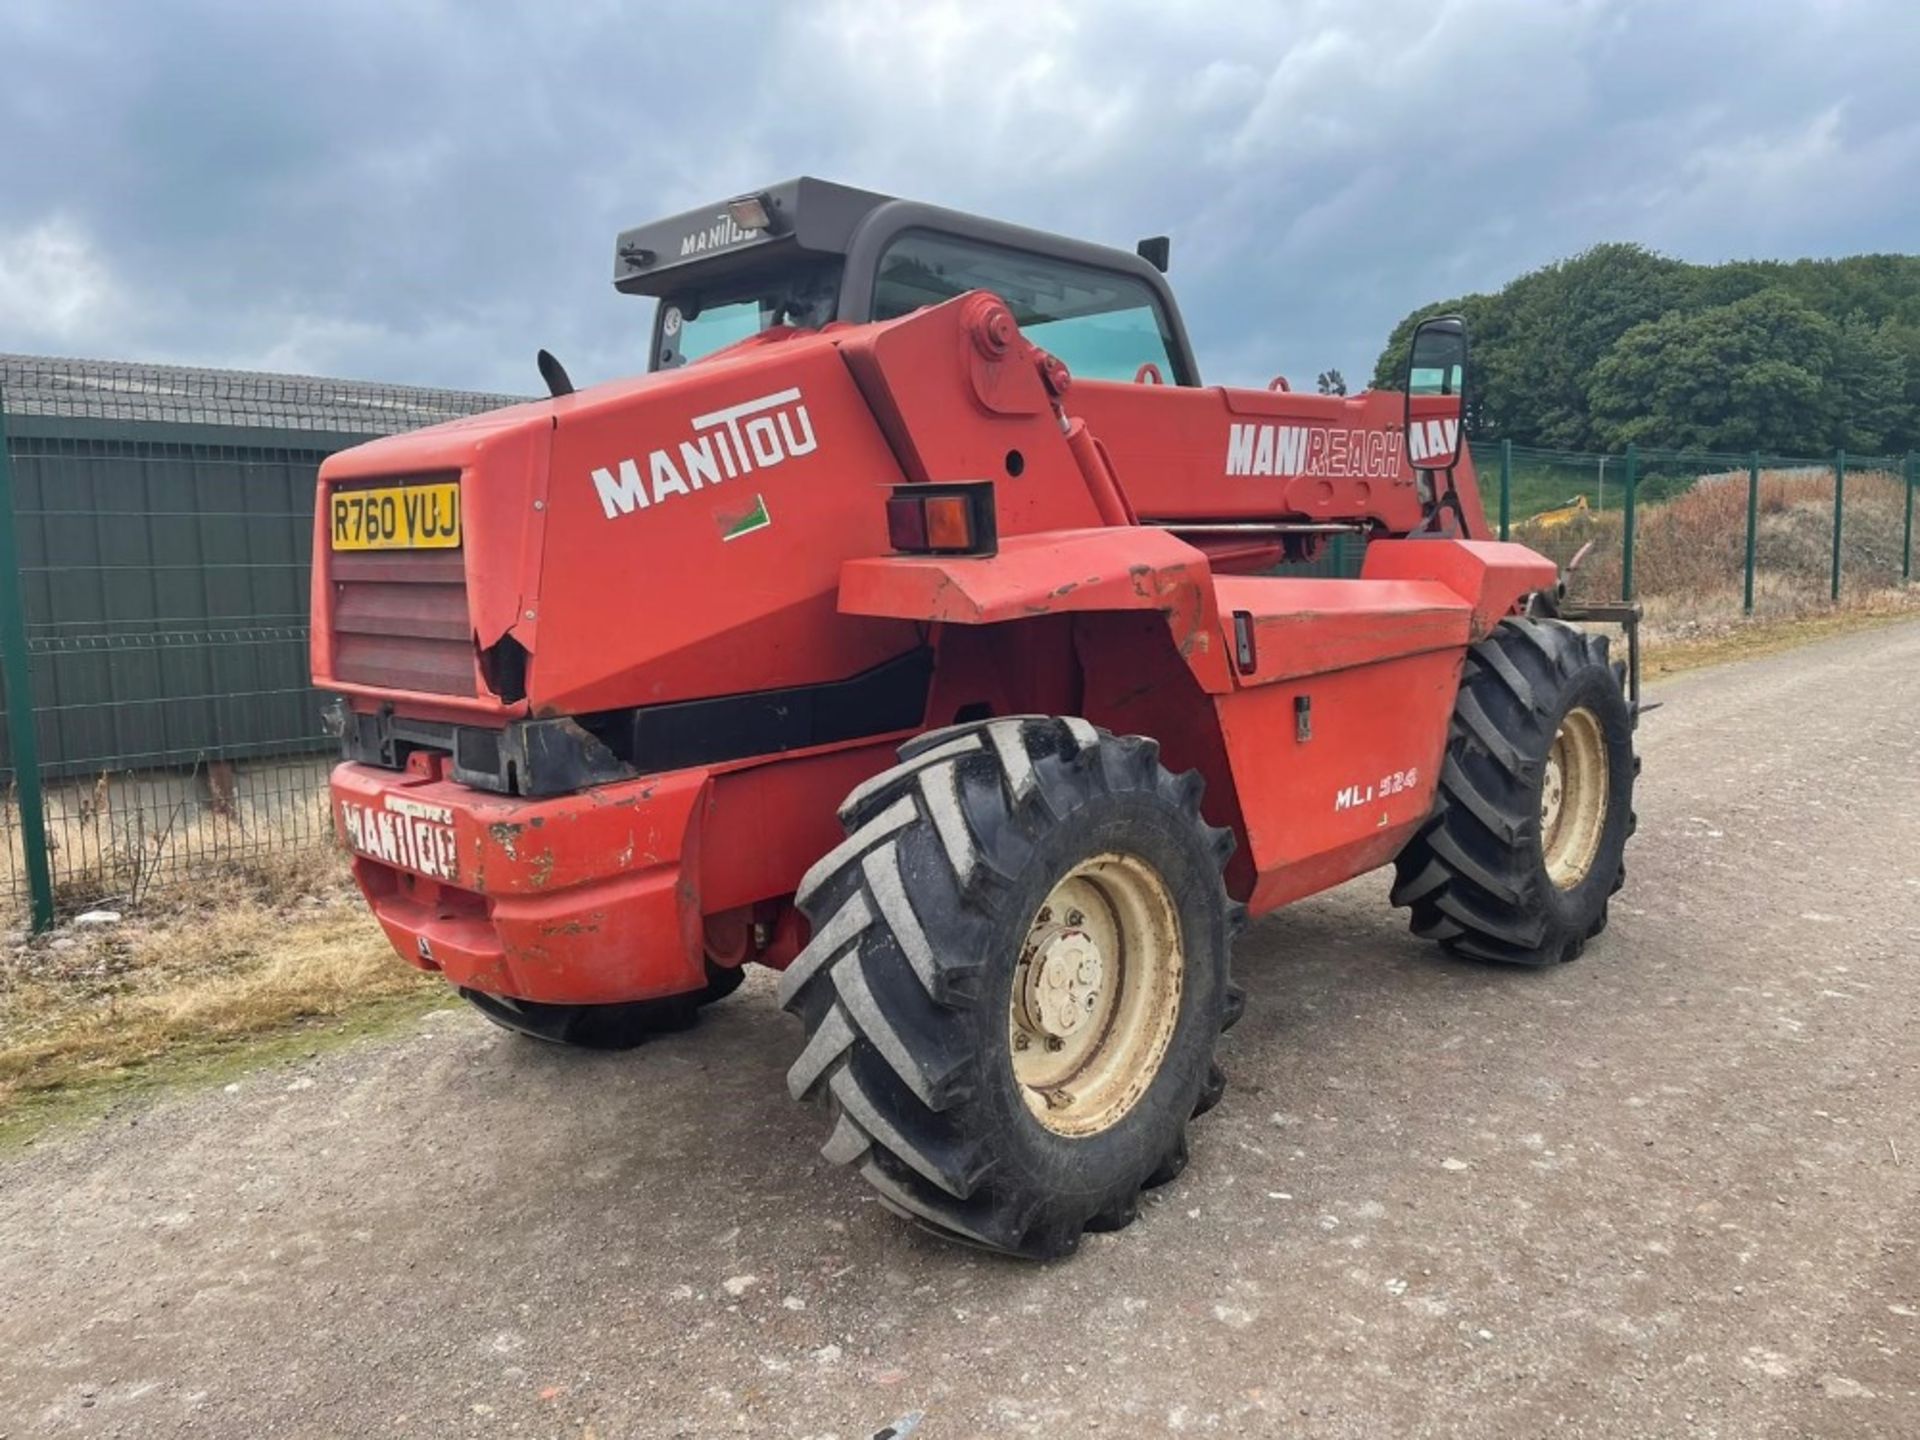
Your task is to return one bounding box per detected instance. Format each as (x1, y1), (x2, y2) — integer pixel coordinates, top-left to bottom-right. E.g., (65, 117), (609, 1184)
(872, 231), (1180, 383)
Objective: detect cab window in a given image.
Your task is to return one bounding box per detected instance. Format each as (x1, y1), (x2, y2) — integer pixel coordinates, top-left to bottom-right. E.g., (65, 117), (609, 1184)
(872, 231), (1181, 383)
(655, 258), (841, 369)
(667, 298), (762, 363)
(1408, 362), (1465, 396)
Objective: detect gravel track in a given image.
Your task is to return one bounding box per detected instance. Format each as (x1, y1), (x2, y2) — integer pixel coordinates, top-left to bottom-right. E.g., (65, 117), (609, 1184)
(3, 621), (1917, 1438)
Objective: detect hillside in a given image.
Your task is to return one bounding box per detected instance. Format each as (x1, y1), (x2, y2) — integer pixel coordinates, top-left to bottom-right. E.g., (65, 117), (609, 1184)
(1373, 247), (1920, 457)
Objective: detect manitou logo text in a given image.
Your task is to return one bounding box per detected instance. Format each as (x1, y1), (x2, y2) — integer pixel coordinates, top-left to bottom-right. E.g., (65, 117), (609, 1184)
(591, 388), (817, 521)
(1407, 417), (1461, 465)
(1226, 424), (1405, 479)
(679, 212), (759, 257)
(338, 797), (460, 881)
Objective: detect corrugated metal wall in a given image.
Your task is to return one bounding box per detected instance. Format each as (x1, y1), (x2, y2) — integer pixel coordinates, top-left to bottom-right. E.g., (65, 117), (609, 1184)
(2, 423), (335, 776)
(0, 356), (522, 917)
(0, 355), (523, 781)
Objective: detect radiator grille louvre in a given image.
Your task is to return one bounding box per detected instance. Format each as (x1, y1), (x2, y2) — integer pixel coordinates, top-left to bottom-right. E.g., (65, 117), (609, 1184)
(331, 549), (474, 696)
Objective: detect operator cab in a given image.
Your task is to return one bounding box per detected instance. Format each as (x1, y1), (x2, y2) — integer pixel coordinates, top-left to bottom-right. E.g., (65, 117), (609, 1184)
(614, 177), (1200, 385)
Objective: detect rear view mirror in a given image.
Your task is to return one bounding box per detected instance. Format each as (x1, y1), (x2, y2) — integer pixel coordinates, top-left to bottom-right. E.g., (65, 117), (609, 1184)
(1404, 314), (1468, 470)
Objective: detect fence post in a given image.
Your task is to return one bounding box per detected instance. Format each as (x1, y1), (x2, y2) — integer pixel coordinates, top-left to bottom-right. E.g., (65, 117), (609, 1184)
(1904, 451), (1915, 585)
(1498, 439), (1511, 540)
(1743, 451), (1760, 615)
(0, 389), (55, 933)
(1830, 448), (1845, 602)
(1620, 444), (1638, 602)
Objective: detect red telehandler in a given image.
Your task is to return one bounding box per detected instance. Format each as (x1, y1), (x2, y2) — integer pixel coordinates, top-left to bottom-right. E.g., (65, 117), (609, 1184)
(313, 179), (1640, 1258)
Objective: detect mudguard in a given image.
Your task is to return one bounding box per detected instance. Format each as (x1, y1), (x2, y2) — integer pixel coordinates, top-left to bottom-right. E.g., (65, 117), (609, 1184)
(838, 527), (1235, 692)
(1360, 538), (1558, 637)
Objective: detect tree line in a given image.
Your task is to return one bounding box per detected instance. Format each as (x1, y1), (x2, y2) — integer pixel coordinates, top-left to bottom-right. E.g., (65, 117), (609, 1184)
(1370, 245), (1920, 457)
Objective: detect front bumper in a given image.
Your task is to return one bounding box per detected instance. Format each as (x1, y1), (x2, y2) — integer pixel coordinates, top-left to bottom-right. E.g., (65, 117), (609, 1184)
(330, 760), (711, 1005)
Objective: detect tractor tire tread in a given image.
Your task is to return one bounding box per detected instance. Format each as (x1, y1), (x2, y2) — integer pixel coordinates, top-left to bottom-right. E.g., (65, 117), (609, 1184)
(1392, 618), (1637, 969)
(784, 715), (1237, 1259)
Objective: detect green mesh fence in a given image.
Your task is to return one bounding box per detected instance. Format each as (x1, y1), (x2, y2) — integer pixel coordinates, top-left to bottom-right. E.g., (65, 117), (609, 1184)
(0, 355), (521, 927)
(1473, 441), (1916, 616)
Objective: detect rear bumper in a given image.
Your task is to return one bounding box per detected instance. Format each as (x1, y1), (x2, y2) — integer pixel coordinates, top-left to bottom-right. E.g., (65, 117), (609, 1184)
(330, 761), (711, 1005)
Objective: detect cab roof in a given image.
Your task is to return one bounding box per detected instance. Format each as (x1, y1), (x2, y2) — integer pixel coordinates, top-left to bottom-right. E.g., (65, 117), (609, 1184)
(612, 176), (1200, 384)
(613, 178), (894, 298)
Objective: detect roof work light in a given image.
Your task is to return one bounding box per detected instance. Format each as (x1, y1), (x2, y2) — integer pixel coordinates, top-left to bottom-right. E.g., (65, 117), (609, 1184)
(726, 193), (776, 232)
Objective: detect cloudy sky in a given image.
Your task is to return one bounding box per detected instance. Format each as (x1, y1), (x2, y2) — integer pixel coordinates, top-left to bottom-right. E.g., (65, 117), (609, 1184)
(3, 0), (1917, 396)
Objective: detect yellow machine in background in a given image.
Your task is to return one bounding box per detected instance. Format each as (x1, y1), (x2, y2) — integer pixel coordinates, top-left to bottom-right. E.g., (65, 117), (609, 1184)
(1528, 494), (1592, 530)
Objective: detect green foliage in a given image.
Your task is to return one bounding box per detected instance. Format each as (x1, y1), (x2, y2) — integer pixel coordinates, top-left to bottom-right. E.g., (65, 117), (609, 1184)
(1587, 291), (1834, 453)
(1378, 246), (1920, 455)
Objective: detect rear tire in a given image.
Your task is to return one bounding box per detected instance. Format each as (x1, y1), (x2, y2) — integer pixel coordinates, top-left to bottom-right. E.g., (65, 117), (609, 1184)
(461, 960), (744, 1050)
(1391, 618), (1636, 966)
(781, 716), (1244, 1259)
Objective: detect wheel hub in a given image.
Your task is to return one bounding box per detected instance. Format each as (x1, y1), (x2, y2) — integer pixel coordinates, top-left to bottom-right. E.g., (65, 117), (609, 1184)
(1542, 705), (1609, 890)
(1008, 854), (1185, 1137)
(1541, 754), (1565, 831)
(1022, 927), (1105, 1039)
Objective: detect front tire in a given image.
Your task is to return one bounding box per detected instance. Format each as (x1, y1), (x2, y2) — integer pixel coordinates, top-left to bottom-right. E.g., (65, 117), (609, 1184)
(1391, 618), (1636, 966)
(781, 716), (1243, 1259)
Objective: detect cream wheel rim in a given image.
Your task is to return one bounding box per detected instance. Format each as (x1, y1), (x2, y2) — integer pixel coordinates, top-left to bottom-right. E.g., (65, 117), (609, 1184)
(1542, 705), (1608, 890)
(1009, 852), (1184, 1137)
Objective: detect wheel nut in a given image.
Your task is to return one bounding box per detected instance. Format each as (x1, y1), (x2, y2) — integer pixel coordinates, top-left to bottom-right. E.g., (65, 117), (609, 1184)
(1066, 909), (1084, 926)
(1045, 1036), (1065, 1052)
(1013, 1032), (1030, 1051)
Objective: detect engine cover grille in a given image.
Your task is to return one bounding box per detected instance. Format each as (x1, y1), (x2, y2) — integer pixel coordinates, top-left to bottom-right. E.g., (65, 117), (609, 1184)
(330, 549), (473, 696)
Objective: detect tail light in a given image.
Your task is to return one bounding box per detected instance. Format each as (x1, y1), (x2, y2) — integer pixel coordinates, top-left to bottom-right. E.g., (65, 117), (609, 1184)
(885, 480), (998, 557)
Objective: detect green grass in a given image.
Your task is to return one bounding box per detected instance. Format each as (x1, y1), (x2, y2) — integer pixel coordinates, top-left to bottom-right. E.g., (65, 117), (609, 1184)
(0, 986), (456, 1152)
(0, 857), (452, 1151)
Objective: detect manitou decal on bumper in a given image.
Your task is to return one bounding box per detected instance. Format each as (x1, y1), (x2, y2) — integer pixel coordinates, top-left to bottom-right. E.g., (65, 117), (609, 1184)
(591, 387), (817, 520)
(339, 796), (460, 881)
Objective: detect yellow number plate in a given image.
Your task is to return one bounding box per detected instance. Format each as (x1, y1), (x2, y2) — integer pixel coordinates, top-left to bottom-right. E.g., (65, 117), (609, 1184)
(330, 482), (462, 551)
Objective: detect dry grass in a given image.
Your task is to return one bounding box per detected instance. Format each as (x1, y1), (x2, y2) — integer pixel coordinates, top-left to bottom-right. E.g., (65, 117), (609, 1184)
(0, 760), (334, 926)
(1638, 587), (1920, 678)
(1514, 468), (1917, 646)
(0, 847), (440, 1135)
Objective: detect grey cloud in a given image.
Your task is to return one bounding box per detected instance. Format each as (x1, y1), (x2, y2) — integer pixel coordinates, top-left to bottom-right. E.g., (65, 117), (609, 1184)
(2, 0), (1917, 396)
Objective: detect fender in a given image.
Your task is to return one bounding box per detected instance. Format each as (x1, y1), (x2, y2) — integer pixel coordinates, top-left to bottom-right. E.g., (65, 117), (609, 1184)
(1359, 538), (1558, 638)
(837, 526), (1235, 693)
